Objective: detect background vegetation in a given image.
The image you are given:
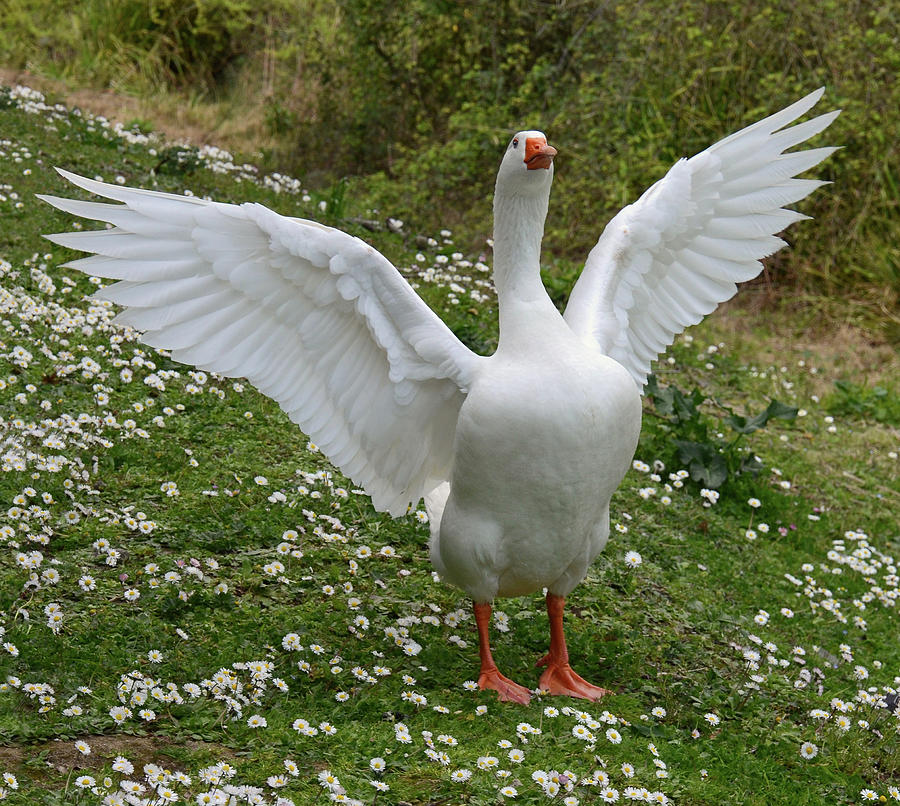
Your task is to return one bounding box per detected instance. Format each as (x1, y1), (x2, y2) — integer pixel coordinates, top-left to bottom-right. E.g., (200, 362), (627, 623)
(1, 0), (898, 337)
(0, 2), (899, 802)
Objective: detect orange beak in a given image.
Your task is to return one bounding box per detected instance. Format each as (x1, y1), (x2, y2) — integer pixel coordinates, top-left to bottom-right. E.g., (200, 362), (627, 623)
(524, 136), (557, 170)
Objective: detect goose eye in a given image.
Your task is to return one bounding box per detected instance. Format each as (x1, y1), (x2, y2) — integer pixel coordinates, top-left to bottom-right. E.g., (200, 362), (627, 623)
(512, 138), (519, 148)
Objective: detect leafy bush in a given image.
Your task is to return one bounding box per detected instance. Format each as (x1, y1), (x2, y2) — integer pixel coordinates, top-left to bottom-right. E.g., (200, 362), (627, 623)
(336, 1), (897, 337)
(1, 0), (274, 89)
(644, 375), (798, 490)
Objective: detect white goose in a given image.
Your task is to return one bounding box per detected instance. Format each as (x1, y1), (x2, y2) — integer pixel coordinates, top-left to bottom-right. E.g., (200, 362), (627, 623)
(42, 89), (837, 704)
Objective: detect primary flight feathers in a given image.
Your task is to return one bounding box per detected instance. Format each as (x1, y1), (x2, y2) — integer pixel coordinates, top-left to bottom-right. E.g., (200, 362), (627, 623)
(564, 88), (838, 387)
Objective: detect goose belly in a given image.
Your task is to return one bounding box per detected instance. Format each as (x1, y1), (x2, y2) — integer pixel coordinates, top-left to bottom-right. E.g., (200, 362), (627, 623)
(435, 355), (641, 601)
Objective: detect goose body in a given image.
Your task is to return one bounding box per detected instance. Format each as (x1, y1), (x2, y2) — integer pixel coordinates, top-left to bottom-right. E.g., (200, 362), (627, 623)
(433, 310), (641, 603)
(41, 90), (839, 704)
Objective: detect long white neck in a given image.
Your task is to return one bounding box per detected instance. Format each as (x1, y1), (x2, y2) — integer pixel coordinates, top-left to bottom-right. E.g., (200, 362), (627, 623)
(492, 188), (550, 302)
(492, 181), (561, 345)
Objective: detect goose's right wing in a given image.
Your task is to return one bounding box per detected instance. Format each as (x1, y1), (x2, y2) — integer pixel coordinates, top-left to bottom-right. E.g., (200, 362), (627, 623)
(42, 170), (483, 515)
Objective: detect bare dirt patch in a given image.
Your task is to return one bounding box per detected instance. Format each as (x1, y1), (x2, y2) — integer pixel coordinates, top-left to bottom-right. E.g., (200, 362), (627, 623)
(0, 67), (271, 155)
(707, 297), (898, 392)
(0, 733), (234, 778)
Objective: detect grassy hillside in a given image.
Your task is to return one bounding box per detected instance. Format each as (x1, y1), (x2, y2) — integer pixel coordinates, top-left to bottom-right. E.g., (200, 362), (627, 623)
(1, 0), (898, 338)
(0, 82), (898, 806)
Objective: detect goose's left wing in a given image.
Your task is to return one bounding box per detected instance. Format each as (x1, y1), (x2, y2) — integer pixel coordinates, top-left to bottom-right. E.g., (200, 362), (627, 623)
(563, 88), (839, 390)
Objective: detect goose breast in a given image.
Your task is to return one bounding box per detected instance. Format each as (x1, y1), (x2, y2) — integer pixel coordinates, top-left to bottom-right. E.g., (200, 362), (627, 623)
(434, 342), (641, 601)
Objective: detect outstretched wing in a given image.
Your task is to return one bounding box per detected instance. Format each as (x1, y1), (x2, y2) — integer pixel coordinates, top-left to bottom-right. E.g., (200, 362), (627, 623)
(41, 170), (483, 515)
(564, 88), (839, 390)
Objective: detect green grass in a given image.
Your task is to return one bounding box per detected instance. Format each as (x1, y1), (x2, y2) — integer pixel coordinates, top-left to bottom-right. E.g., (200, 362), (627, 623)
(0, 83), (898, 806)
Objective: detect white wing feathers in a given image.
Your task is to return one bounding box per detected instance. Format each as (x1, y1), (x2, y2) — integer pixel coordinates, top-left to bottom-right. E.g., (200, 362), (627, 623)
(41, 170), (482, 516)
(563, 87), (839, 390)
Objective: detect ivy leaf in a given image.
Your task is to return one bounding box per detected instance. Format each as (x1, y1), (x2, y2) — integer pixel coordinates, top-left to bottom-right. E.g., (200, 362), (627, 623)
(675, 441), (728, 488)
(764, 399), (799, 421)
(724, 413), (749, 432)
(691, 453), (728, 488)
(673, 387), (704, 424)
(726, 399), (798, 434)
(674, 440), (709, 464)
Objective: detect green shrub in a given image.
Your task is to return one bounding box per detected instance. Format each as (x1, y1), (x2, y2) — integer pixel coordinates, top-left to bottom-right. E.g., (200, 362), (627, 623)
(1, 0), (897, 327)
(644, 375), (799, 491)
(1, 0), (275, 89)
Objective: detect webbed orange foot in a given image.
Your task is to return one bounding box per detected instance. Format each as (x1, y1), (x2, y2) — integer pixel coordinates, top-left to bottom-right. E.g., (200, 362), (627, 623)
(538, 661), (611, 701)
(478, 668), (532, 705)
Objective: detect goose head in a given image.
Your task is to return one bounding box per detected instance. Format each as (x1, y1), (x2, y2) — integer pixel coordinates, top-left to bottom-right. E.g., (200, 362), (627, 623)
(495, 131), (557, 198)
(491, 131), (558, 298)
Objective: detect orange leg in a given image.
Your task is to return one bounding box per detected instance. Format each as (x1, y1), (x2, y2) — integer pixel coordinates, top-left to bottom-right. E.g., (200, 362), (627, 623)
(474, 602), (531, 705)
(537, 593), (611, 701)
